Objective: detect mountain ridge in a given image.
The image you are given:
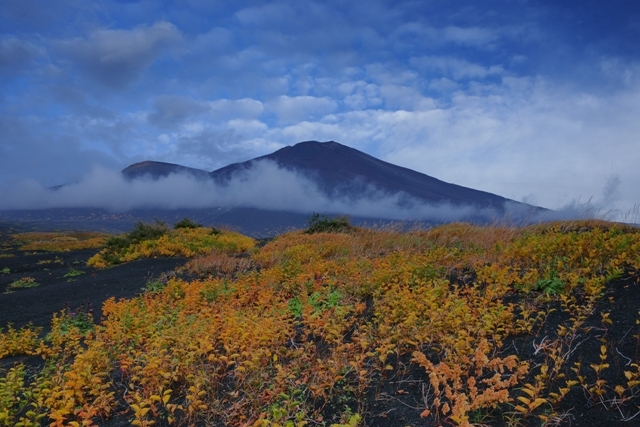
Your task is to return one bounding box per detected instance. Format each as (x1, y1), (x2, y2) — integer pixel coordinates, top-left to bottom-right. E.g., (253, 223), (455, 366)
(123, 140), (540, 214)
(122, 160), (210, 180)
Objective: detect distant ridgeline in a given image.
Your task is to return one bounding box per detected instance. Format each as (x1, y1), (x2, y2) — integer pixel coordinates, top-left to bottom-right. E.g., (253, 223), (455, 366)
(123, 140), (545, 214)
(2, 141), (546, 236)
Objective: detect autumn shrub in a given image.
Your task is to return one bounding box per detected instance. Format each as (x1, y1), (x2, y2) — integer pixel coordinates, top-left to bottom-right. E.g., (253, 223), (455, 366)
(0, 324), (42, 358)
(3, 220), (640, 426)
(305, 213), (353, 234)
(183, 252), (257, 278)
(87, 223), (255, 268)
(12, 231), (110, 252)
(173, 217), (206, 230)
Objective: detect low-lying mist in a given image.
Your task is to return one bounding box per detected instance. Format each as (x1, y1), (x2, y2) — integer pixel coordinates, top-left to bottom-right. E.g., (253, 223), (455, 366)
(0, 160), (622, 224)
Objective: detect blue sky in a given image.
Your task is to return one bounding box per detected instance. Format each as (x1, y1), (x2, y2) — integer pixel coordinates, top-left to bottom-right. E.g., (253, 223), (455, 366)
(1, 0), (639, 217)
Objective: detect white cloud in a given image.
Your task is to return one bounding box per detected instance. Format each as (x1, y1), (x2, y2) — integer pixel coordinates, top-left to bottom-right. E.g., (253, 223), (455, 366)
(208, 98), (265, 121)
(442, 26), (499, 47)
(428, 77), (459, 92)
(147, 95), (209, 127)
(0, 161), (508, 222)
(148, 96), (264, 128)
(391, 23), (501, 50)
(411, 56), (505, 80)
(338, 80), (383, 109)
(378, 85), (437, 110)
(55, 21), (182, 88)
(252, 75), (640, 217)
(227, 119), (269, 137)
(266, 95), (338, 124)
(235, 3), (297, 26)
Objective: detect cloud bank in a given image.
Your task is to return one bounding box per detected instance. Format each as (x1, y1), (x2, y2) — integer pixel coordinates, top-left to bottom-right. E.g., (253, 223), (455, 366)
(0, 160), (514, 223)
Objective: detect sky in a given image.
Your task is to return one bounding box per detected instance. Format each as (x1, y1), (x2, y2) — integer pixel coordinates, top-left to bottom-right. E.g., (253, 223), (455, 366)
(1, 0), (639, 220)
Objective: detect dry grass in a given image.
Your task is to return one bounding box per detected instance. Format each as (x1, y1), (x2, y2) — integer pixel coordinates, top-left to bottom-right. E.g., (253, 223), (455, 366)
(182, 251), (258, 279)
(12, 231), (110, 252)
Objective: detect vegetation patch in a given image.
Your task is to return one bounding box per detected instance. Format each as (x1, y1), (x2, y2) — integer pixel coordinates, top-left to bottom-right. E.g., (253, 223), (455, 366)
(11, 231), (110, 252)
(183, 252), (257, 279)
(63, 268), (85, 279)
(173, 217), (204, 230)
(5, 277), (39, 292)
(305, 213), (353, 234)
(0, 220), (640, 426)
(87, 219), (254, 268)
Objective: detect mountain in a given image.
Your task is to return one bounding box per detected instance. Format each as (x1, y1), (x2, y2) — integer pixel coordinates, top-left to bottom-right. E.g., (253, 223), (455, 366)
(125, 140), (536, 212)
(122, 161), (210, 180)
(0, 141), (544, 237)
(210, 141), (517, 210)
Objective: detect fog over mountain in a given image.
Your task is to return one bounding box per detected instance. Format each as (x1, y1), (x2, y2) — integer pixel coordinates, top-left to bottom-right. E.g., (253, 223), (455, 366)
(0, 141), (629, 232)
(1, 161), (490, 221)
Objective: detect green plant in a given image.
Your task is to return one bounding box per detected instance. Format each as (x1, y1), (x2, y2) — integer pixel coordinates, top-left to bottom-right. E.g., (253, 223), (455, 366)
(331, 413), (361, 427)
(305, 213), (352, 234)
(128, 220), (169, 243)
(534, 275), (564, 295)
(309, 289), (343, 313)
(288, 296), (303, 318)
(173, 217), (203, 229)
(142, 279), (166, 294)
(0, 364), (29, 426)
(6, 277), (38, 291)
(54, 302), (94, 336)
(63, 268), (85, 278)
(0, 267), (9, 275)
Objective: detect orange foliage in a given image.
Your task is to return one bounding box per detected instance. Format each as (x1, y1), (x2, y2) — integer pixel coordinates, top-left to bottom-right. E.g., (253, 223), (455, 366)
(2, 221), (640, 426)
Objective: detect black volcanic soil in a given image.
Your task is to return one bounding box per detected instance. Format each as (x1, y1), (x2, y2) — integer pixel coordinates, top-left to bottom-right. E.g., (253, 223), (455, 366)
(0, 240), (187, 332)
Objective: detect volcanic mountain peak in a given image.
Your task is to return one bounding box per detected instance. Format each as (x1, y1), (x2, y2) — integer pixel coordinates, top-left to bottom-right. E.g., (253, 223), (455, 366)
(122, 140), (542, 215)
(122, 160), (209, 180)
(210, 140), (522, 210)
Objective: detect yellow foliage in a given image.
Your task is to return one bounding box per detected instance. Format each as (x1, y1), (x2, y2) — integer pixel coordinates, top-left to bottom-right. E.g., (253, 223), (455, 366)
(12, 232), (109, 252)
(88, 227), (255, 268)
(3, 220), (640, 425)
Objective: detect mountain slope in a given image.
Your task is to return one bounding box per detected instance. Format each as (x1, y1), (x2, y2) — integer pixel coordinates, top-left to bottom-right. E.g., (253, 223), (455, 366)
(119, 141), (542, 219)
(210, 140), (526, 211)
(122, 161), (210, 180)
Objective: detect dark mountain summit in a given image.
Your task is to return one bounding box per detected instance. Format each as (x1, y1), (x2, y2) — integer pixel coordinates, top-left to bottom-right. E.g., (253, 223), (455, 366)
(122, 161), (210, 181)
(211, 141), (516, 210)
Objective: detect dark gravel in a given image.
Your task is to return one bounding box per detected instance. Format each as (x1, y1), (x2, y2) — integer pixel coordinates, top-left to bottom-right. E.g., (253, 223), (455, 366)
(0, 247), (187, 331)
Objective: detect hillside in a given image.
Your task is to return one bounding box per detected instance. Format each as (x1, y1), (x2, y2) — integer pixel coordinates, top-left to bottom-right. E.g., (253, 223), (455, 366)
(211, 141), (523, 211)
(0, 141), (546, 234)
(126, 140), (543, 215)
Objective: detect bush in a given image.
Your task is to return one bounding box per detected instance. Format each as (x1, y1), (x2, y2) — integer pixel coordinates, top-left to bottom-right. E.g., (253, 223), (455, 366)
(128, 220), (169, 243)
(88, 225), (255, 268)
(305, 213), (352, 234)
(174, 217), (202, 229)
(97, 221), (170, 266)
